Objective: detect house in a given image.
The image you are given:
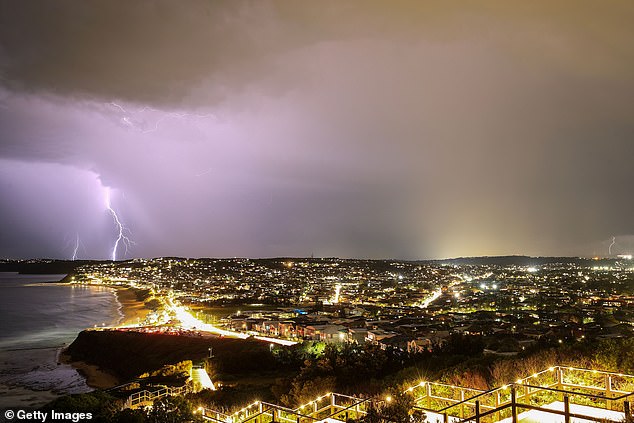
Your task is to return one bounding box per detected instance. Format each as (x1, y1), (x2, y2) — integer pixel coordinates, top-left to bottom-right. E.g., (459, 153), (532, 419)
(304, 324), (347, 343)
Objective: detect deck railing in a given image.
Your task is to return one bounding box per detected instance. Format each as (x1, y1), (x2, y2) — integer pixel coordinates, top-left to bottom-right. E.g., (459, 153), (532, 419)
(201, 366), (634, 423)
(124, 383), (192, 409)
(411, 366), (634, 423)
(201, 393), (371, 423)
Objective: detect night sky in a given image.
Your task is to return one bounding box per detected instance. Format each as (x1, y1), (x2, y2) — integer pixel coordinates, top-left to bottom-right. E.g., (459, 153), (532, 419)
(0, 1), (633, 260)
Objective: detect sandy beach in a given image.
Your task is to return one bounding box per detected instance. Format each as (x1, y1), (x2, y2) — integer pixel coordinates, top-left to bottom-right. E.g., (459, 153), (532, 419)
(114, 286), (151, 327)
(58, 286), (151, 389)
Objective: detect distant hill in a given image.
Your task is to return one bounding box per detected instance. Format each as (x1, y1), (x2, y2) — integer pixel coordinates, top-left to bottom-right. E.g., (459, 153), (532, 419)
(0, 259), (108, 275)
(0, 255), (616, 275)
(429, 255), (610, 266)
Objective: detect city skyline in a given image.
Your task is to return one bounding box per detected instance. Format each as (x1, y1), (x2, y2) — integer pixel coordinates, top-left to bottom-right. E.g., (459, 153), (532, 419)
(1, 1), (633, 260)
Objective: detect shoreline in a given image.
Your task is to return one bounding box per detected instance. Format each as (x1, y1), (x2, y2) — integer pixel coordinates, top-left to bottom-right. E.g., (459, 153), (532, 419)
(0, 275), (145, 405)
(113, 286), (151, 327)
(58, 351), (120, 389)
(60, 285), (151, 389)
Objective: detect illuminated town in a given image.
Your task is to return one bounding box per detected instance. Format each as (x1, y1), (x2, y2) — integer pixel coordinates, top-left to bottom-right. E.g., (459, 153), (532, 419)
(71, 257), (634, 349)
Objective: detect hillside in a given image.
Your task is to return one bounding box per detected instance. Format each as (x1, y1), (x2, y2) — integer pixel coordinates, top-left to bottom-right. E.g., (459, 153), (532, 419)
(64, 330), (278, 381)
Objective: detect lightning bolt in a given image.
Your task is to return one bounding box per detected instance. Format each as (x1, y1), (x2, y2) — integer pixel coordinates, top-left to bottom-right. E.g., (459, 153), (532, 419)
(106, 101), (215, 133)
(108, 102), (127, 114)
(195, 168), (213, 177)
(609, 236), (616, 255)
(104, 187), (134, 261)
(72, 233), (80, 261)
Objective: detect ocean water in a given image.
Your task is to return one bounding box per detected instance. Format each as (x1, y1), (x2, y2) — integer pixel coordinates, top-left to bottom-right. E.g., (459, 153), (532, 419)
(0, 273), (121, 408)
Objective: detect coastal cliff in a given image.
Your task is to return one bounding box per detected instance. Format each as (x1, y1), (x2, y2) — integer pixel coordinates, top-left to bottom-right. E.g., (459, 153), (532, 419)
(64, 330), (277, 382)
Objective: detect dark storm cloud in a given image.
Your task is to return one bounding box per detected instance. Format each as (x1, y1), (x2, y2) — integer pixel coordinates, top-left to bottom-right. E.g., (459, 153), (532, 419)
(0, 1), (633, 259)
(2, 1), (632, 105)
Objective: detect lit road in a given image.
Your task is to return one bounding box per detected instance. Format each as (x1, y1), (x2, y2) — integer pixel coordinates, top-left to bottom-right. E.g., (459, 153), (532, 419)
(169, 301), (298, 346)
(420, 279), (462, 309)
(420, 288), (443, 308)
(253, 335), (297, 346)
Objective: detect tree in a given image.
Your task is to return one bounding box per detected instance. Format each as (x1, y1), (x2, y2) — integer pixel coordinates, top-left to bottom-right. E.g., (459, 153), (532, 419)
(281, 376), (337, 407)
(361, 391), (424, 423)
(145, 396), (203, 423)
(42, 391), (122, 423)
(113, 409), (146, 423)
(439, 334), (484, 357)
(594, 339), (634, 373)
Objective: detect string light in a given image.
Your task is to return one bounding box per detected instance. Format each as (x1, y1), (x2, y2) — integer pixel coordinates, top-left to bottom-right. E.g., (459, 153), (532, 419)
(232, 400), (261, 417)
(209, 367), (634, 423)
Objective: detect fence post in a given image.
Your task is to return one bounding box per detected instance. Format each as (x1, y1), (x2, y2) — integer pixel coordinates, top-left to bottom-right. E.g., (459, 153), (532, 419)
(443, 412), (448, 423)
(557, 368), (565, 401)
(606, 374), (613, 410)
(426, 382), (432, 409)
(511, 385), (517, 423)
(564, 395), (570, 423)
(624, 401), (631, 423)
(475, 400), (480, 423)
(271, 409), (276, 422)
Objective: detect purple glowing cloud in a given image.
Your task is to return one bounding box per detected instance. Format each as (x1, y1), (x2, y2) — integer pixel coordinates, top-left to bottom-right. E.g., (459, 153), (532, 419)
(0, 1), (633, 259)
